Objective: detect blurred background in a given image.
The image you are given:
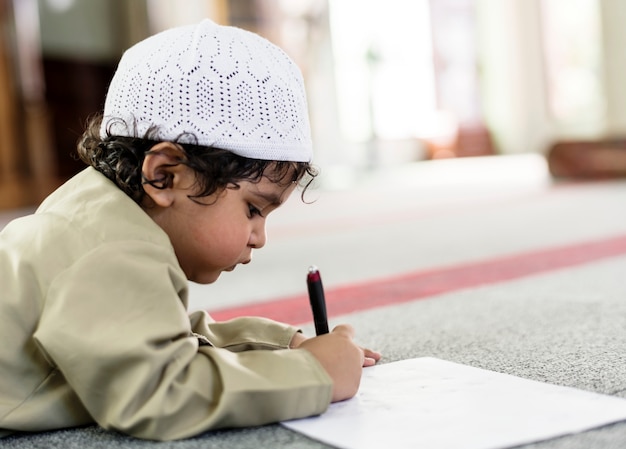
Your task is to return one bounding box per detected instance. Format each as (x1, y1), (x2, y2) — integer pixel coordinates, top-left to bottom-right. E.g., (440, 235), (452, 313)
(1, 0), (626, 210)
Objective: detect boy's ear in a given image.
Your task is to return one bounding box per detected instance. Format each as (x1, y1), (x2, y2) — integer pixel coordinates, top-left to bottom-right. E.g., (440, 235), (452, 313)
(141, 142), (192, 207)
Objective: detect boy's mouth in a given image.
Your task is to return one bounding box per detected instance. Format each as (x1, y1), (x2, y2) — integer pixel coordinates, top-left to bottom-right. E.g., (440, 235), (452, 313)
(225, 258), (251, 272)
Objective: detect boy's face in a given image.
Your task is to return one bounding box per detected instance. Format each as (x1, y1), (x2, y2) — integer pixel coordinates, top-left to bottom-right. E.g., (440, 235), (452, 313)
(147, 166), (297, 284)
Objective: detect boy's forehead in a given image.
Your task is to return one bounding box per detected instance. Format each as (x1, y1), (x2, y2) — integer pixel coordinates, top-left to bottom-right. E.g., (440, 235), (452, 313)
(262, 162), (299, 184)
(247, 175), (297, 205)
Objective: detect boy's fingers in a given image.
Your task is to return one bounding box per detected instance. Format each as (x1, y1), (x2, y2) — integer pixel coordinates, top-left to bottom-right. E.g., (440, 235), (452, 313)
(364, 348), (382, 361)
(363, 357), (377, 367)
(331, 324), (355, 338)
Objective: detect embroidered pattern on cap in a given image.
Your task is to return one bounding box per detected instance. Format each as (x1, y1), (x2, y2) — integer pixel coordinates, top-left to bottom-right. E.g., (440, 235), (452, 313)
(101, 19), (312, 162)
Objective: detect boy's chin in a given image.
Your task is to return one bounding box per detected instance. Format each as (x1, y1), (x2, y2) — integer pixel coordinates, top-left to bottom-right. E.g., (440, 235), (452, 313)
(191, 271), (222, 285)
(190, 265), (238, 284)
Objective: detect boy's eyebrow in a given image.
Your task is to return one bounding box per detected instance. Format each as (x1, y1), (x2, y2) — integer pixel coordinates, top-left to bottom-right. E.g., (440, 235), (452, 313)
(253, 191), (283, 206)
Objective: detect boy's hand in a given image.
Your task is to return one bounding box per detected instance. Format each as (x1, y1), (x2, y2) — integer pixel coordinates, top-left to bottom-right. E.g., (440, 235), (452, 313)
(362, 346), (382, 367)
(290, 328), (382, 367)
(289, 331), (308, 349)
(298, 324), (380, 402)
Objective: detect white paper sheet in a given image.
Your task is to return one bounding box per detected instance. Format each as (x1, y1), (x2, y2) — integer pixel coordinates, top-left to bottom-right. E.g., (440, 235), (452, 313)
(282, 357), (626, 449)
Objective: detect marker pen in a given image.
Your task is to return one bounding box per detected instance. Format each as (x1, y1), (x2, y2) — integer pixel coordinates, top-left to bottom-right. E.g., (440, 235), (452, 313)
(306, 265), (329, 335)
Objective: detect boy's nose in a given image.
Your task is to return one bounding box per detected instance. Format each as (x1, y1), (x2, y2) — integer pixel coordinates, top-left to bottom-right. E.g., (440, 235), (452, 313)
(249, 223), (267, 249)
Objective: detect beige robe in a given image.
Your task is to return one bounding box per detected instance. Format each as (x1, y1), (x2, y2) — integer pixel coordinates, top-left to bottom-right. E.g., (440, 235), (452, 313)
(0, 168), (331, 440)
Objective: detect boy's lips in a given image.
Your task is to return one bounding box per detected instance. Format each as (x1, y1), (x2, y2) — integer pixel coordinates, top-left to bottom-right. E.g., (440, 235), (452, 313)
(224, 258), (252, 272)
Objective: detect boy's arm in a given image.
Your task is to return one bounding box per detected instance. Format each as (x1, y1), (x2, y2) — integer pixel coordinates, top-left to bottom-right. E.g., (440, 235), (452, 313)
(34, 241), (332, 441)
(189, 312), (301, 351)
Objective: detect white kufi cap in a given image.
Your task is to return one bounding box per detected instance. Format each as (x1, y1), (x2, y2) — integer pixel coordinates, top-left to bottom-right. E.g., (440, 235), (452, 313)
(100, 19), (312, 162)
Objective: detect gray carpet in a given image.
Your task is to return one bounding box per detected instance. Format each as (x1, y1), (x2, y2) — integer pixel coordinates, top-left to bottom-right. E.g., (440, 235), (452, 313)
(3, 159), (626, 448)
(4, 255), (626, 448)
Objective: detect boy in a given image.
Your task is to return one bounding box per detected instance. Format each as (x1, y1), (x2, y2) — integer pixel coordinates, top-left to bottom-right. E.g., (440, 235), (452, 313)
(0, 19), (380, 441)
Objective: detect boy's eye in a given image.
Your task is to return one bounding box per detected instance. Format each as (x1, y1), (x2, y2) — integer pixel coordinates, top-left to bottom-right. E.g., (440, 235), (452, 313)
(248, 204), (263, 217)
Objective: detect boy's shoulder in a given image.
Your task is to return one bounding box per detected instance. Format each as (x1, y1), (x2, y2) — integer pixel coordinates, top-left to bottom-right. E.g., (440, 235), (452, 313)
(38, 167), (125, 215)
(1, 168), (175, 280)
(34, 168), (168, 248)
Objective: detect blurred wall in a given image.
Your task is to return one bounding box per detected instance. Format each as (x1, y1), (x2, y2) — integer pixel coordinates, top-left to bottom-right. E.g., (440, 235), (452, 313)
(3, 0), (626, 209)
(477, 0), (626, 155)
(601, 0), (626, 135)
(37, 0), (149, 178)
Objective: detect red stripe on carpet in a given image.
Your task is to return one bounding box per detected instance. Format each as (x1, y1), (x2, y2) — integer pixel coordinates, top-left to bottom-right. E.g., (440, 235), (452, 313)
(208, 234), (626, 324)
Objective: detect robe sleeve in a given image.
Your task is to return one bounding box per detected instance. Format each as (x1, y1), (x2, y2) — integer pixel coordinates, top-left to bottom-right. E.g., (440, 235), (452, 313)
(33, 240), (332, 441)
(189, 312), (302, 351)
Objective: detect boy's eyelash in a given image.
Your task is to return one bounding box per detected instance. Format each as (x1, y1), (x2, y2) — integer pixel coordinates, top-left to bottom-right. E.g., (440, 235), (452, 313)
(248, 204), (263, 217)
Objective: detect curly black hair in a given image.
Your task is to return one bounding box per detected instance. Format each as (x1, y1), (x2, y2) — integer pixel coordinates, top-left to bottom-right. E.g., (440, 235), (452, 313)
(77, 115), (318, 205)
